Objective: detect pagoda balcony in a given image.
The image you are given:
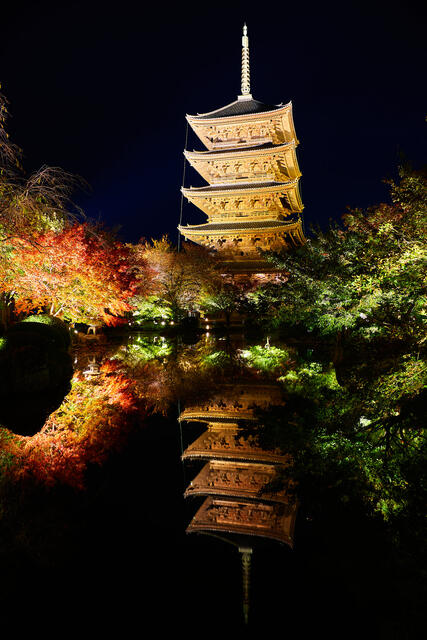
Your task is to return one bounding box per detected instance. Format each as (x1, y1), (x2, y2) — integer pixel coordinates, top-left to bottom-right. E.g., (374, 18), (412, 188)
(186, 497), (296, 547)
(184, 140), (301, 184)
(181, 179), (303, 217)
(181, 426), (289, 465)
(184, 460), (290, 504)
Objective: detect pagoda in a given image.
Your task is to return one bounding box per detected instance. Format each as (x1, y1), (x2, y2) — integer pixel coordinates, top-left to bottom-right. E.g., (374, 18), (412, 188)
(178, 25), (305, 273)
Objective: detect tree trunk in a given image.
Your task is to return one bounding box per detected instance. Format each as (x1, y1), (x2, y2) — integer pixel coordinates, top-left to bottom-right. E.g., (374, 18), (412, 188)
(0, 293), (13, 331)
(332, 330), (345, 386)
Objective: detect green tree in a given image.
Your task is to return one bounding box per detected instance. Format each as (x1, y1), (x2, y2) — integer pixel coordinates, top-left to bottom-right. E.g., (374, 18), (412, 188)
(199, 282), (242, 327)
(250, 167), (427, 348)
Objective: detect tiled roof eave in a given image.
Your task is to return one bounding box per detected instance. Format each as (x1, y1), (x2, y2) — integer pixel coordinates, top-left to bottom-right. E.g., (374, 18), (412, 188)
(184, 140), (297, 159)
(181, 179), (299, 197)
(186, 99), (292, 122)
(178, 220), (303, 235)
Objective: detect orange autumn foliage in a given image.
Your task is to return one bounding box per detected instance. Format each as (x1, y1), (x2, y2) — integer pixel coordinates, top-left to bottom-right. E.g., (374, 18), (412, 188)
(1, 224), (151, 324)
(0, 363), (147, 488)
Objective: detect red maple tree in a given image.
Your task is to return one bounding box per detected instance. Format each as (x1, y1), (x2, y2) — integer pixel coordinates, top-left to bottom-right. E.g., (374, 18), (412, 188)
(1, 223), (152, 325)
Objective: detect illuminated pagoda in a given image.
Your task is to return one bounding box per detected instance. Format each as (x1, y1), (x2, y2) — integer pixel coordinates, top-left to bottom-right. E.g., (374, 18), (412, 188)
(178, 24), (305, 273)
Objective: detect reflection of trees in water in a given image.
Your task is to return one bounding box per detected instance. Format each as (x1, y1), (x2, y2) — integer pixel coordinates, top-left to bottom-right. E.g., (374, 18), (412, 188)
(1, 331), (423, 632)
(0, 361), (146, 488)
(1, 333), (278, 489)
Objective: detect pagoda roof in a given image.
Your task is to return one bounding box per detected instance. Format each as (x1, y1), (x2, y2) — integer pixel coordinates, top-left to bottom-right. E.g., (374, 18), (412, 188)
(179, 219), (301, 233)
(184, 140), (301, 186)
(186, 142), (277, 156)
(180, 382), (284, 423)
(218, 260), (284, 274)
(182, 178), (303, 217)
(183, 179), (295, 194)
(180, 412), (251, 423)
(187, 97), (289, 121)
(185, 140), (295, 158)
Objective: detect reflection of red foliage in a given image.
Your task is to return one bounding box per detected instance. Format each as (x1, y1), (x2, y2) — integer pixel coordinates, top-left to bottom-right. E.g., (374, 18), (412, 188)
(0, 363), (147, 489)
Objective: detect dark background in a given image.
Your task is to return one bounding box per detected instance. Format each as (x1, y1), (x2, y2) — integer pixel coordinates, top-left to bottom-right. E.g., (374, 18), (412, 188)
(1, 0), (425, 243)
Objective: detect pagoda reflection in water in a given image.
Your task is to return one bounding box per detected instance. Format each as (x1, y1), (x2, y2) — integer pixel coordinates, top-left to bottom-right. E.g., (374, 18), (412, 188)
(180, 381), (296, 623)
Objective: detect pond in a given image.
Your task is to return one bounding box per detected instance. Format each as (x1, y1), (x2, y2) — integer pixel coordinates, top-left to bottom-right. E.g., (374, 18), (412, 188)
(0, 330), (420, 635)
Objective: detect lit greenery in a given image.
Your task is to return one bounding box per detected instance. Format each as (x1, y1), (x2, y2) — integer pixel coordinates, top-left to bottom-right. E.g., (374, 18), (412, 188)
(201, 349), (235, 370)
(21, 313), (63, 326)
(251, 167), (427, 345)
(240, 344), (291, 373)
(114, 335), (173, 365)
(136, 236), (217, 322)
(239, 169), (427, 567)
(132, 295), (173, 325)
(199, 283), (242, 325)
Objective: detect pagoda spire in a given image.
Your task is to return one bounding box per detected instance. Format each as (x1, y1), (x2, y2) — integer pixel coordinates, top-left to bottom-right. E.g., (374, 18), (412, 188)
(239, 546), (253, 625)
(239, 23), (252, 99)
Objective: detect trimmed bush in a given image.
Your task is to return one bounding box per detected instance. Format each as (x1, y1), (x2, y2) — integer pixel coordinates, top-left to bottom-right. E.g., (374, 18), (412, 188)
(10, 315), (71, 348)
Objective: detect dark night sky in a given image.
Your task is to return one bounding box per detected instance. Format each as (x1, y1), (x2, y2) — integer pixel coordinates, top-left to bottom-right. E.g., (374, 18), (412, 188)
(1, 0), (425, 243)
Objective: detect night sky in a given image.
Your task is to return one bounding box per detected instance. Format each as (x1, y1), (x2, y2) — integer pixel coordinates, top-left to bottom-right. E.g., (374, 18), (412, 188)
(1, 0), (425, 243)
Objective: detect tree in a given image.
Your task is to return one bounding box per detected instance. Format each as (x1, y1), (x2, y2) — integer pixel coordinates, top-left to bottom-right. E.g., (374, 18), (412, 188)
(1, 223), (148, 325)
(199, 281), (243, 327)
(0, 88), (87, 327)
(135, 236), (218, 321)
(0, 89), (82, 243)
(250, 167), (427, 347)
(238, 169), (427, 592)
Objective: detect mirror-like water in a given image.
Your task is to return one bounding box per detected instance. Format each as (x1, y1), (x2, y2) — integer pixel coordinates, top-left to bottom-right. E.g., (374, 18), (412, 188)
(0, 332), (421, 635)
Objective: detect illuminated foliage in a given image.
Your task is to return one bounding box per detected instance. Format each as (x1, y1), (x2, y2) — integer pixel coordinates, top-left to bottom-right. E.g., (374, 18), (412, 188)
(251, 168), (427, 345)
(131, 295), (173, 326)
(247, 347), (426, 527)
(240, 344), (291, 373)
(0, 362), (145, 488)
(0, 224), (147, 325)
(199, 281), (245, 327)
(136, 236), (218, 321)
(114, 335), (173, 366)
(0, 90), (156, 327)
(201, 349), (235, 370)
(0, 90), (82, 243)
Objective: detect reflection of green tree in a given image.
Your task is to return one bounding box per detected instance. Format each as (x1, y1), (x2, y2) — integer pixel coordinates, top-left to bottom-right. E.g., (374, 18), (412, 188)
(115, 335), (173, 366)
(251, 345), (427, 597)
(201, 350), (234, 370)
(238, 168), (427, 566)
(240, 344), (291, 373)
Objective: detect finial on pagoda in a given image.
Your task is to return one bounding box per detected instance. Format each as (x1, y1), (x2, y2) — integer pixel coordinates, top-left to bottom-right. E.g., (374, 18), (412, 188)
(239, 23), (252, 100)
(239, 546), (253, 625)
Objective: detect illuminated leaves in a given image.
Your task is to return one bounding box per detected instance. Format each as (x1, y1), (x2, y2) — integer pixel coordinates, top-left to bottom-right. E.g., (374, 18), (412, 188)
(1, 224), (149, 325)
(256, 168), (427, 343)
(0, 362), (145, 488)
(136, 236), (218, 320)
